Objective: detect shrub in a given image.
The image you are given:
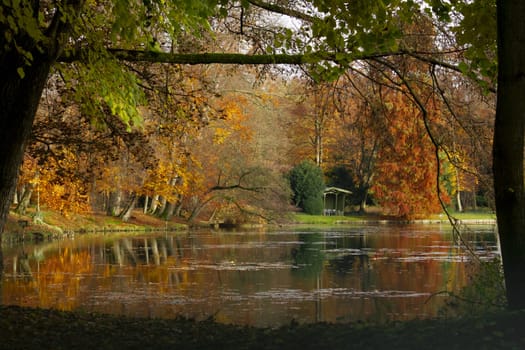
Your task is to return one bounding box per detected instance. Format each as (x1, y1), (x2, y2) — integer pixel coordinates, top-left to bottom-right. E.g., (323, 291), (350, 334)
(288, 160), (325, 215)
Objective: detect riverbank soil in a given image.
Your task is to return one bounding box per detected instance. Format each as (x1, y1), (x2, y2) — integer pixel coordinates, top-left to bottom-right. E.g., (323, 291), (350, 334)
(0, 305), (523, 350)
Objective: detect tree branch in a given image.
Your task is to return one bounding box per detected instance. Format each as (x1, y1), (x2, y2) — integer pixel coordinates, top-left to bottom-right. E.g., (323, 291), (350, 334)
(210, 184), (265, 192)
(246, 0), (317, 23)
(60, 49), (311, 65)
(59, 48), (470, 86)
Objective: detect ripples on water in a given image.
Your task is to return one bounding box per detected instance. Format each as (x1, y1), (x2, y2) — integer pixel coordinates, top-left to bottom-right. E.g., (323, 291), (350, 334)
(1, 224), (499, 326)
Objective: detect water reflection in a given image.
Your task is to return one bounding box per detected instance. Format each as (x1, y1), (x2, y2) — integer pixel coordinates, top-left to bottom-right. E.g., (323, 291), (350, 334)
(1, 224), (499, 327)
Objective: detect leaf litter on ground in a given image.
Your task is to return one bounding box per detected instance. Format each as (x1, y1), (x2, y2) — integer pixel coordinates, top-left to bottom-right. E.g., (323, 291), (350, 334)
(1, 305), (525, 349)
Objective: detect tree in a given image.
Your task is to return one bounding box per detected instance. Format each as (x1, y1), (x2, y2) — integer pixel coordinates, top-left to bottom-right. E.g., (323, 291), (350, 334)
(284, 78), (345, 170)
(288, 160), (325, 215)
(493, 0), (525, 310)
(0, 1), (83, 235)
(0, 0), (223, 233)
(0, 0), (456, 231)
(182, 76), (293, 223)
(371, 88), (445, 219)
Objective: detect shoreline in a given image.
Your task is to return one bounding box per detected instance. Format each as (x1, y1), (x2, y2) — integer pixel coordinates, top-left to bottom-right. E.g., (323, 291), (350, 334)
(2, 209), (498, 244)
(331, 218), (497, 225)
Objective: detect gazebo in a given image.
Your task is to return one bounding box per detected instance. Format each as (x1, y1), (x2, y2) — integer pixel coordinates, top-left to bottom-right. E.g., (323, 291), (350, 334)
(323, 187), (352, 216)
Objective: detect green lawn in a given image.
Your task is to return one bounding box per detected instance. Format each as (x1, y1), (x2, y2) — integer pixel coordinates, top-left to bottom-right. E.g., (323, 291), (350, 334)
(292, 213), (363, 224)
(293, 210), (496, 225)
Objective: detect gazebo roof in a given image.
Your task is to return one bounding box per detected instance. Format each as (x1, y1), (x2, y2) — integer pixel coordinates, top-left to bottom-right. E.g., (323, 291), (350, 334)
(323, 186), (352, 195)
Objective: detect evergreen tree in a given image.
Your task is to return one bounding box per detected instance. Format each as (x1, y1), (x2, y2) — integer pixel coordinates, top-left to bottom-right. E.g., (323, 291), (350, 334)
(288, 161), (325, 215)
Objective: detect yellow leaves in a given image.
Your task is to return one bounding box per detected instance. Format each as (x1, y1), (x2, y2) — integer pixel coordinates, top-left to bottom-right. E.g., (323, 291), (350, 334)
(211, 96), (252, 144)
(20, 149), (90, 215)
(143, 151), (204, 201)
(213, 127), (230, 144)
(223, 101), (242, 120)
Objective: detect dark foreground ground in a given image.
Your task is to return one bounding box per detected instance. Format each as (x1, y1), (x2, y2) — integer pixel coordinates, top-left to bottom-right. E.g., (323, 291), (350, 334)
(0, 305), (523, 350)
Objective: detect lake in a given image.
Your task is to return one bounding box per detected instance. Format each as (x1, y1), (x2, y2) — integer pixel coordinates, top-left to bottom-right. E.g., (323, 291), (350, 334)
(0, 224), (499, 327)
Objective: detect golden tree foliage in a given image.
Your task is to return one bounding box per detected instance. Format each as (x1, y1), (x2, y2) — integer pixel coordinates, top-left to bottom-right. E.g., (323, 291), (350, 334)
(21, 150), (91, 215)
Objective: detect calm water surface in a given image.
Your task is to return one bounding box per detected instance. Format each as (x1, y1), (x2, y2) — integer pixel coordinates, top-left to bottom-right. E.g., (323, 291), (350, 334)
(1, 224), (499, 327)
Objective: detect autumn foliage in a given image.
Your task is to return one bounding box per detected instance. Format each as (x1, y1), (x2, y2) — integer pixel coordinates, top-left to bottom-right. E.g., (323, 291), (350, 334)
(371, 90), (445, 219)
(15, 35), (492, 222)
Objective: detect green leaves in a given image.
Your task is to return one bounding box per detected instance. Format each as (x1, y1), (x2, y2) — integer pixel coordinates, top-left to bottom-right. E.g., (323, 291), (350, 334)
(429, 0), (497, 90)
(286, 0), (421, 81)
(64, 58), (145, 131)
(16, 66), (24, 78)
(288, 160), (325, 215)
(1, 1), (45, 71)
(428, 0), (452, 21)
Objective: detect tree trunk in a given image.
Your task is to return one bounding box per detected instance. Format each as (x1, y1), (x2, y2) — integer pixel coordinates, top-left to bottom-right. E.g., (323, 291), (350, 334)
(187, 205), (204, 223)
(359, 191), (368, 214)
(161, 201), (176, 220)
(456, 191), (463, 212)
(148, 194), (160, 214)
(455, 169), (463, 212)
(106, 190), (122, 216)
(494, 0), (525, 310)
(119, 192), (137, 222)
(0, 2), (86, 235)
(187, 196), (213, 223)
(0, 58), (53, 234)
(156, 196), (167, 216)
(143, 195), (149, 214)
(174, 198), (184, 217)
(15, 183), (34, 215)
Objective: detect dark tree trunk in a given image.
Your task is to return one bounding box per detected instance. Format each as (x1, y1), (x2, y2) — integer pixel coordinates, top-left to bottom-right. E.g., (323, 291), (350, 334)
(359, 192), (368, 214)
(0, 2), (86, 235)
(0, 58), (53, 233)
(494, 0), (525, 310)
(174, 199), (183, 217)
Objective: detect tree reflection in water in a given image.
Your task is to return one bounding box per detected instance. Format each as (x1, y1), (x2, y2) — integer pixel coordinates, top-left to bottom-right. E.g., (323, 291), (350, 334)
(0, 225), (499, 327)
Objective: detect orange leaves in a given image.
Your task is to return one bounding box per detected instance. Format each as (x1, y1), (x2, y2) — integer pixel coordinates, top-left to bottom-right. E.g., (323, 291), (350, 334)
(371, 88), (446, 219)
(20, 150), (91, 215)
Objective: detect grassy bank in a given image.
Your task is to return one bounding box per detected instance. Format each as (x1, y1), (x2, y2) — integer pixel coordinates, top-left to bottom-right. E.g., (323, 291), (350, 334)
(3, 208), (496, 243)
(0, 305), (523, 350)
(3, 209), (188, 243)
(293, 210), (496, 225)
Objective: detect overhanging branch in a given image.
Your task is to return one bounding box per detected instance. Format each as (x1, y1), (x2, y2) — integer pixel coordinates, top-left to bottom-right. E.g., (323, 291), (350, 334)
(60, 49), (312, 65)
(58, 48), (466, 78)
